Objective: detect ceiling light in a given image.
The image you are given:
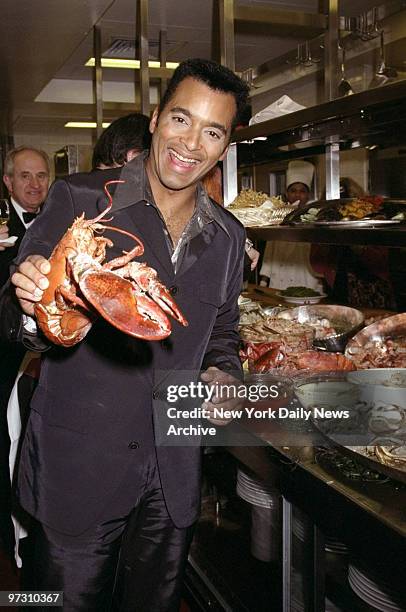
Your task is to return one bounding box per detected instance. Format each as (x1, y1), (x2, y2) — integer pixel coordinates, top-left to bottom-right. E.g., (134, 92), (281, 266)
(85, 58), (179, 69)
(65, 122), (111, 128)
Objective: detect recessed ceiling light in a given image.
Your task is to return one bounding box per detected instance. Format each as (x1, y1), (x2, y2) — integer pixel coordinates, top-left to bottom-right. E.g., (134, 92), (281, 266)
(85, 58), (179, 70)
(65, 122), (111, 128)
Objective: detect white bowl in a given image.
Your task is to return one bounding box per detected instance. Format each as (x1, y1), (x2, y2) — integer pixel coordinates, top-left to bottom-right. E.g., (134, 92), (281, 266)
(347, 369), (406, 409)
(277, 293), (327, 305)
(294, 379), (360, 410)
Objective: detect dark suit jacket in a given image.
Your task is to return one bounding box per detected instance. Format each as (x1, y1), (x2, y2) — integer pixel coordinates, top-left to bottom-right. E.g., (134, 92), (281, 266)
(0, 157), (245, 535)
(0, 201), (26, 289)
(0, 203), (26, 432)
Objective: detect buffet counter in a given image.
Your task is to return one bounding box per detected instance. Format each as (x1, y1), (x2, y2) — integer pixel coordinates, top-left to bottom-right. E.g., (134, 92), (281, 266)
(225, 415), (406, 611)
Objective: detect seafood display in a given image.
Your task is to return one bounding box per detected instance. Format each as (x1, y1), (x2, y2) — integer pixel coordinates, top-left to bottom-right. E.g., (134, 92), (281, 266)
(240, 317), (314, 345)
(345, 313), (406, 368)
(35, 180), (188, 347)
(283, 197), (406, 225)
(277, 304), (364, 351)
(240, 329), (355, 374)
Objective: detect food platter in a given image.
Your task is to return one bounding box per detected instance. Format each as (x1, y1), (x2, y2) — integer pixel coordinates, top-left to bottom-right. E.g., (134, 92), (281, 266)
(310, 219), (403, 227)
(345, 313), (406, 369)
(282, 197), (406, 226)
(311, 417), (406, 485)
(277, 293), (327, 305)
(277, 304), (364, 352)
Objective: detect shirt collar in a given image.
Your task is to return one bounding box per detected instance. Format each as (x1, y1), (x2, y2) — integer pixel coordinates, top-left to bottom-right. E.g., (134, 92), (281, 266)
(10, 197), (39, 228)
(111, 151), (230, 237)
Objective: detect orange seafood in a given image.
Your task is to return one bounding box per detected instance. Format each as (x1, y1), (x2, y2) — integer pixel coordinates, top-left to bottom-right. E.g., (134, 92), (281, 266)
(34, 180), (188, 347)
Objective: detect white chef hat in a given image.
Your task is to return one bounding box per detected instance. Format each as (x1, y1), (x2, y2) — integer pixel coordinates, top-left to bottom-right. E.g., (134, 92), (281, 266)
(286, 160), (315, 190)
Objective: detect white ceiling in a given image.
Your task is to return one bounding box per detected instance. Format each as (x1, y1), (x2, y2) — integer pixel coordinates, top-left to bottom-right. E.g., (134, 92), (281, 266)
(0, 0), (398, 137)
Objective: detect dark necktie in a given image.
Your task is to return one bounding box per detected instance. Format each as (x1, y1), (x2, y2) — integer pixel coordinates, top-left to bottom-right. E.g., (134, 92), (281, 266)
(22, 211), (37, 224)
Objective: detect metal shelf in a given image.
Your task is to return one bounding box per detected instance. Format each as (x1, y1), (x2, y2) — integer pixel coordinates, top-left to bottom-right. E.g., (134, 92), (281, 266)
(247, 224), (406, 247)
(232, 80), (406, 145)
(224, 80), (406, 204)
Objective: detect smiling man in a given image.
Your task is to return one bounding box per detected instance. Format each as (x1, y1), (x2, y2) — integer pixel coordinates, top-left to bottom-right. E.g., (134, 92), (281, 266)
(0, 147), (50, 287)
(1, 59), (249, 610)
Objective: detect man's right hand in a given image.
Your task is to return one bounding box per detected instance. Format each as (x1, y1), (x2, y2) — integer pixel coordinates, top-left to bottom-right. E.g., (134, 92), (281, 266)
(11, 255), (50, 316)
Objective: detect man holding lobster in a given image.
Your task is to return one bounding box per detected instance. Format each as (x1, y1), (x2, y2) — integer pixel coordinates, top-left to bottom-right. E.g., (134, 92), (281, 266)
(0, 59), (249, 610)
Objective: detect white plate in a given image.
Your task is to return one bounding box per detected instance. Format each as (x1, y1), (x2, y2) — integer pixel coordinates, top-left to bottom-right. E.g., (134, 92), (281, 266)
(0, 235), (18, 246)
(277, 292), (327, 305)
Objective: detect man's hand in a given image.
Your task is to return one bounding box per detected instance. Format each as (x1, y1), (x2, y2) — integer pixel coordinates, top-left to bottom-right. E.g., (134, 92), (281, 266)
(11, 255), (50, 316)
(200, 366), (243, 426)
(247, 246), (260, 271)
(0, 224), (10, 251)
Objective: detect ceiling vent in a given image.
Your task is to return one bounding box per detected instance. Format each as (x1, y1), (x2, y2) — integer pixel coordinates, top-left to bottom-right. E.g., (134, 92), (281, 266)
(105, 38), (176, 59)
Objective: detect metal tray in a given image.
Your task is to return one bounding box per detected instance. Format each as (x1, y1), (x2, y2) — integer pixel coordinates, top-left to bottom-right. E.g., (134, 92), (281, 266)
(312, 418), (406, 485)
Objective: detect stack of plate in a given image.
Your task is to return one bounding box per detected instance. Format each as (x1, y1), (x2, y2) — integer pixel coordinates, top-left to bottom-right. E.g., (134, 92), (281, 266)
(236, 469), (281, 562)
(236, 468), (279, 509)
(348, 560), (405, 611)
(325, 537), (349, 555)
(293, 511), (348, 555)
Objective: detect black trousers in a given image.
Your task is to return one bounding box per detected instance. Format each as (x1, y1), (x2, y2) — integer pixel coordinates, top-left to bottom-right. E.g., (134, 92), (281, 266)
(23, 461), (194, 611)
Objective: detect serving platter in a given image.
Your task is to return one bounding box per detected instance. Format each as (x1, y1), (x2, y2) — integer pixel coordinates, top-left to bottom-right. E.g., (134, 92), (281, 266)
(311, 418), (406, 485)
(310, 219), (402, 227)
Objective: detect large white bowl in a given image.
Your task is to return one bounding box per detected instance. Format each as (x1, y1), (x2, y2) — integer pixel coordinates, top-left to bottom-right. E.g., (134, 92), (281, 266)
(347, 369), (406, 409)
(294, 378), (360, 410)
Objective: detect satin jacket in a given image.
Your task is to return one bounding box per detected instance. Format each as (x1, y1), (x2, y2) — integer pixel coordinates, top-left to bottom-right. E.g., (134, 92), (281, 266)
(0, 154), (245, 535)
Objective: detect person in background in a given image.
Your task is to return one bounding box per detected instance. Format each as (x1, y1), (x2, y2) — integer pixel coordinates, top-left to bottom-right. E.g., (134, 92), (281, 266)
(259, 160), (323, 291)
(0, 58), (249, 610)
(0, 146), (50, 559)
(0, 147), (50, 288)
(92, 113), (151, 170)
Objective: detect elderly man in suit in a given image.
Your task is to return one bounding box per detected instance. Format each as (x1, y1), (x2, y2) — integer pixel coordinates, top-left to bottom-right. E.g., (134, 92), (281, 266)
(0, 59), (249, 610)
(0, 147), (49, 558)
(0, 147), (50, 287)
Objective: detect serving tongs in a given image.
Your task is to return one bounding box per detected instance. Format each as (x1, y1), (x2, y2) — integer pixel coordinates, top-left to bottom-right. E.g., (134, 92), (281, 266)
(369, 29), (398, 88)
(338, 45), (354, 97)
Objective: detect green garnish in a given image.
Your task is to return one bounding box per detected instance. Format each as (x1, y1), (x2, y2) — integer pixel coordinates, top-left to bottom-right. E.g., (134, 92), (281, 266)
(281, 286), (321, 297)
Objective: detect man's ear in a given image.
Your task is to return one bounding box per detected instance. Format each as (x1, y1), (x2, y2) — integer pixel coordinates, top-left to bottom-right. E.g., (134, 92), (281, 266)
(149, 107), (159, 134)
(218, 144), (229, 163)
(3, 175), (12, 194)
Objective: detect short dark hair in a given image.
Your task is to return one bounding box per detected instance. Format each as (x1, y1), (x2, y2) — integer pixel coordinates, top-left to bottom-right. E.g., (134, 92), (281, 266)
(159, 58), (250, 131)
(92, 113), (151, 169)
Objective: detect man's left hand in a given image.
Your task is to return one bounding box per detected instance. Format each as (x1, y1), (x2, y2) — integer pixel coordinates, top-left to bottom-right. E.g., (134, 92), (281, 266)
(200, 366), (243, 426)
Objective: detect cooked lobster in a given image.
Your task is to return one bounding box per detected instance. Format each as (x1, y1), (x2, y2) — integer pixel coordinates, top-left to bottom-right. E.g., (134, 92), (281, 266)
(34, 180), (188, 347)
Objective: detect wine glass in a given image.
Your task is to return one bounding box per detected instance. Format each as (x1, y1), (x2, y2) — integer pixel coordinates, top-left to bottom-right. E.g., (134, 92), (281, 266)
(0, 199), (10, 225)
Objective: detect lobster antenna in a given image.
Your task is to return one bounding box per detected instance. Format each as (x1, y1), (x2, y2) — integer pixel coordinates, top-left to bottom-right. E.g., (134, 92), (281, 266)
(86, 180), (125, 225)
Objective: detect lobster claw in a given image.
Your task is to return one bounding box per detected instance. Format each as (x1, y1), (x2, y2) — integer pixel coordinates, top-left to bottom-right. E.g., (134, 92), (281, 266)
(78, 270), (182, 341)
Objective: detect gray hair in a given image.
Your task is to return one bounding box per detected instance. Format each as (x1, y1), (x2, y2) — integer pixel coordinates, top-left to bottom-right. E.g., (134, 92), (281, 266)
(4, 146), (51, 176)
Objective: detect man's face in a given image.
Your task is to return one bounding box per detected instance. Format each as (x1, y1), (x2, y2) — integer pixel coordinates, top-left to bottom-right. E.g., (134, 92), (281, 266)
(286, 182), (310, 206)
(147, 77), (236, 192)
(3, 150), (49, 212)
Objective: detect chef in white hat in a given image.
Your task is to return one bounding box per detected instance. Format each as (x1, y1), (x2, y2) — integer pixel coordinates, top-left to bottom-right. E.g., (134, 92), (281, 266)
(285, 160), (314, 206)
(259, 160), (324, 292)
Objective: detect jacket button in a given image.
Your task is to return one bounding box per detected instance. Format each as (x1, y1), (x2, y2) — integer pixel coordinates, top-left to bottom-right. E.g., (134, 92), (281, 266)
(152, 390), (159, 400)
(169, 285), (178, 295)
(128, 441), (139, 449)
